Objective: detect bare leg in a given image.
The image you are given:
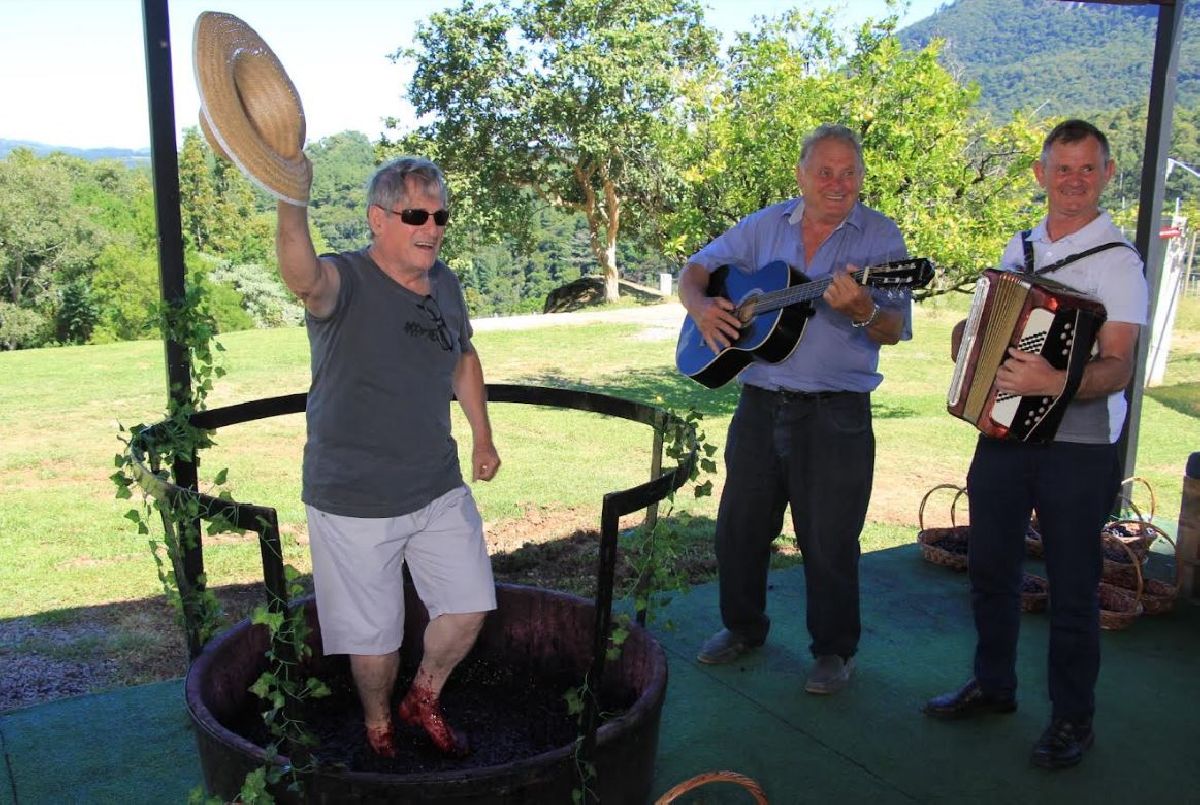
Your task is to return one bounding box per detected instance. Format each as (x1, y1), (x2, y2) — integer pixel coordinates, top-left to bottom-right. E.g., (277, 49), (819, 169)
(398, 612), (487, 756)
(350, 650), (400, 757)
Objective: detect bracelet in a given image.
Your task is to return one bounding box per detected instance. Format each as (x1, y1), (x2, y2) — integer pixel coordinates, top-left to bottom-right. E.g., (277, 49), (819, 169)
(851, 303), (880, 328)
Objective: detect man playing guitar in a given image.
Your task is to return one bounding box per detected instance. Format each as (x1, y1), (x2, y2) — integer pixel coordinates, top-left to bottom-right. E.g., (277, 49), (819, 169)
(678, 124), (912, 695)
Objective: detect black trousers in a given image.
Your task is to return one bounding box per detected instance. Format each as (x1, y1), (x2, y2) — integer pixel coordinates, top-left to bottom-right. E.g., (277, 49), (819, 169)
(715, 385), (874, 659)
(966, 436), (1120, 722)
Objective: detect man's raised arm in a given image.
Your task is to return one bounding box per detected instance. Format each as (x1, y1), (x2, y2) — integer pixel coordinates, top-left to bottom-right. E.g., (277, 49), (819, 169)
(276, 201), (339, 318)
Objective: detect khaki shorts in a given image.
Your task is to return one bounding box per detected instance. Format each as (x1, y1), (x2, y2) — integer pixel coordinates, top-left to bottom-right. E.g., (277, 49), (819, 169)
(306, 485), (496, 656)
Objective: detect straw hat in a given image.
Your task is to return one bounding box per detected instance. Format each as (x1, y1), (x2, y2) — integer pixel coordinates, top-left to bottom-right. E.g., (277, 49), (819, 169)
(193, 11), (311, 206)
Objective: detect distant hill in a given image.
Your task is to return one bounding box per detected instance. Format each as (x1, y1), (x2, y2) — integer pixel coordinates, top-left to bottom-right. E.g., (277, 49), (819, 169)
(0, 139), (151, 166)
(900, 0), (1200, 119)
(7, 1), (1198, 152)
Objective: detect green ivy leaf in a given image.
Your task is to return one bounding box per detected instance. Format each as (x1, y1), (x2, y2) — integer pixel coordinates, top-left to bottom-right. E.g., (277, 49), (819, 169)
(564, 688), (584, 716)
(305, 677), (332, 698)
(249, 673), (277, 699)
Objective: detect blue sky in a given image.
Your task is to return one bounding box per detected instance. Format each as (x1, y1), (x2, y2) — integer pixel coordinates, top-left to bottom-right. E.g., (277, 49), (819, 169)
(0, 0), (943, 150)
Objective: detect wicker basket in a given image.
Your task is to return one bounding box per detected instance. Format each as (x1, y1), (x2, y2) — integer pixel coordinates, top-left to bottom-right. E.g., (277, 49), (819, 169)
(1104, 522), (1178, 616)
(1099, 533), (1143, 630)
(1107, 476), (1159, 558)
(655, 770), (768, 804)
(1024, 515), (1044, 558)
(916, 484), (969, 571)
(1116, 475), (1157, 522)
(1101, 521), (1150, 585)
(1020, 572), (1049, 613)
(1098, 582), (1143, 630)
(1102, 518), (1156, 562)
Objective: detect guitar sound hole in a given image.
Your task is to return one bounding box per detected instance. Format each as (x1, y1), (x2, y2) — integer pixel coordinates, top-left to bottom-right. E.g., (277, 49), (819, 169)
(737, 301), (757, 325)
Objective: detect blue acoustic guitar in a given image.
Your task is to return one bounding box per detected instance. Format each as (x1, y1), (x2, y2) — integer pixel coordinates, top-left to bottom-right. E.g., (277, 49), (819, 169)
(676, 258), (935, 389)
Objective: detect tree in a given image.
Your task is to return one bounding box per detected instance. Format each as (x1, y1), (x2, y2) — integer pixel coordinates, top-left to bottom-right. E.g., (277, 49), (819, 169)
(179, 128), (220, 253)
(665, 8), (1043, 296)
(0, 149), (95, 308)
(396, 0), (720, 302)
(89, 240), (161, 342)
(308, 130), (376, 251)
(178, 127), (274, 263)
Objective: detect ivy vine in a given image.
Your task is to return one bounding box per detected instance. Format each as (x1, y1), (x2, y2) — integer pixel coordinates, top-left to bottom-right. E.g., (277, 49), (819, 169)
(110, 284), (326, 804)
(566, 403), (716, 804)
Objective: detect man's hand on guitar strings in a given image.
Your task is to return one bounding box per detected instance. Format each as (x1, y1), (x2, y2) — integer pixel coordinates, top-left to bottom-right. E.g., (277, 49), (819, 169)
(693, 295), (743, 353)
(823, 266), (875, 323)
(995, 347), (1068, 397)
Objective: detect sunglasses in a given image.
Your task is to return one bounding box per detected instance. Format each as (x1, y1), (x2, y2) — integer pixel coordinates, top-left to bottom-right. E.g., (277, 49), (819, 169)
(383, 206), (450, 227)
(418, 296), (453, 351)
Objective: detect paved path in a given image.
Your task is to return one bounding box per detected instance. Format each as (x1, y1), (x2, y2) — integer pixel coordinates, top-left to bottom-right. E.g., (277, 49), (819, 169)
(470, 301), (685, 332)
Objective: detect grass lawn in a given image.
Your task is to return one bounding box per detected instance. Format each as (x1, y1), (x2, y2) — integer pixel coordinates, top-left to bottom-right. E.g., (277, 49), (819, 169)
(0, 293), (1197, 702)
(2, 295), (1198, 616)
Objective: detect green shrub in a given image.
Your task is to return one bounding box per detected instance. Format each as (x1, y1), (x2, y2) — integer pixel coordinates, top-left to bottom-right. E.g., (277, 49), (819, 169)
(0, 302), (50, 350)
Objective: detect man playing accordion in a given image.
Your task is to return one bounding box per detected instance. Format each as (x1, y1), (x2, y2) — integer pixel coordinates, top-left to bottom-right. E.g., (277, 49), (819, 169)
(923, 120), (1148, 770)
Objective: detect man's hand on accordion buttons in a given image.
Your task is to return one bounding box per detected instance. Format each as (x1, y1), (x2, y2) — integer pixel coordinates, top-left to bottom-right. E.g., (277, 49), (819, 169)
(996, 348), (1068, 397)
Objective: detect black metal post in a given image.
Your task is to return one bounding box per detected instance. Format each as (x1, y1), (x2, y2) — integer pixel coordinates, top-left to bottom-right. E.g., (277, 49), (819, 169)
(1119, 0), (1186, 484)
(143, 0), (205, 655)
(645, 410), (664, 531)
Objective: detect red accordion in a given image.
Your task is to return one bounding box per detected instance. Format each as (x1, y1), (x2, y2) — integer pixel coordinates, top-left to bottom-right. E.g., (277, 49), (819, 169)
(947, 269), (1107, 443)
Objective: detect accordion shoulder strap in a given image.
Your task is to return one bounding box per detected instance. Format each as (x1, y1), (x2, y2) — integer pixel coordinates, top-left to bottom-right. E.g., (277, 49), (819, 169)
(1020, 229), (1036, 273)
(1019, 230), (1137, 277)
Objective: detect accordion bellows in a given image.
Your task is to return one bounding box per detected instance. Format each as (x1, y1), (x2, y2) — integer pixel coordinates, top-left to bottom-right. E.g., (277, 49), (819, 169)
(947, 270), (1107, 443)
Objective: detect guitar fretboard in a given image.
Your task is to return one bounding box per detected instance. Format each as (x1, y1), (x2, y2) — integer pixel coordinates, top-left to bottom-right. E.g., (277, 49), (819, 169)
(741, 260), (923, 315)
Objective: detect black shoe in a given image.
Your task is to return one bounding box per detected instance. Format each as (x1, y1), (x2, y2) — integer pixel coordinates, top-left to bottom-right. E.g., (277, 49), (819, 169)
(922, 678), (1017, 720)
(1031, 718), (1094, 769)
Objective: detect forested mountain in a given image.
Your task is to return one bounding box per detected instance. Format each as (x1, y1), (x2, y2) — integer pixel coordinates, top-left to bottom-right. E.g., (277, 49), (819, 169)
(900, 0), (1200, 119)
(5, 0), (1200, 351)
(0, 138), (150, 166)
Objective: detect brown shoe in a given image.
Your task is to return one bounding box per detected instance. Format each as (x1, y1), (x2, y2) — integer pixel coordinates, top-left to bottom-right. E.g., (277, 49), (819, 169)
(804, 655), (855, 695)
(696, 628), (757, 664)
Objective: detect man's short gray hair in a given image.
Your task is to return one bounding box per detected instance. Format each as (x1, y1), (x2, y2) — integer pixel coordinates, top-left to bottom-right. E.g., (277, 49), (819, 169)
(367, 156), (448, 215)
(798, 124), (865, 174)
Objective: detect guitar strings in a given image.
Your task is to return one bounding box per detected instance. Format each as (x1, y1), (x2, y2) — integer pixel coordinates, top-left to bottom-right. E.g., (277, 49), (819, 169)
(740, 260), (925, 315)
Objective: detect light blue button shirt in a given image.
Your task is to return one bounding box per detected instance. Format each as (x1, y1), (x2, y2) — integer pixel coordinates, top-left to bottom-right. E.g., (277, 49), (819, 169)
(688, 198), (911, 392)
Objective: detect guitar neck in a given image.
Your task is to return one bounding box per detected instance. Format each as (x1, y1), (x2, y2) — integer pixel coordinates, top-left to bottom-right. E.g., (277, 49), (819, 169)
(749, 270), (860, 314)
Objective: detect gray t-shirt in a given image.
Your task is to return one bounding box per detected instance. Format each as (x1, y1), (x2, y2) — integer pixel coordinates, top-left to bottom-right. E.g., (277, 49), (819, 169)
(302, 248), (473, 517)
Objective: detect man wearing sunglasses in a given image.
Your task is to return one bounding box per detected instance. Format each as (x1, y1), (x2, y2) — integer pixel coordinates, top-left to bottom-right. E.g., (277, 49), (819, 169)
(275, 156), (500, 759)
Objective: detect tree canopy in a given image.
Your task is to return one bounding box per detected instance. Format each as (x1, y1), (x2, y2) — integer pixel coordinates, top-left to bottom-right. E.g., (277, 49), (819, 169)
(3, 0), (1197, 350)
(661, 8), (1042, 294)
(395, 0), (720, 301)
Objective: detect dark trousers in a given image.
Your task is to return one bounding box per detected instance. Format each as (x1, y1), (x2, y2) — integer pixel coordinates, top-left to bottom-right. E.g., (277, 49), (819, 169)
(967, 437), (1120, 722)
(715, 385), (874, 658)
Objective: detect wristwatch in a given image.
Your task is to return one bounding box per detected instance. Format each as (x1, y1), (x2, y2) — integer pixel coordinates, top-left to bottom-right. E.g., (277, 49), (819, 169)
(851, 303), (880, 328)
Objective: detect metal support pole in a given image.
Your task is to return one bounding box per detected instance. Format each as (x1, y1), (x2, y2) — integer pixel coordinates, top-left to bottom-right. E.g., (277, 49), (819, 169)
(143, 0), (205, 650)
(1119, 0), (1187, 484)
(645, 412), (664, 531)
